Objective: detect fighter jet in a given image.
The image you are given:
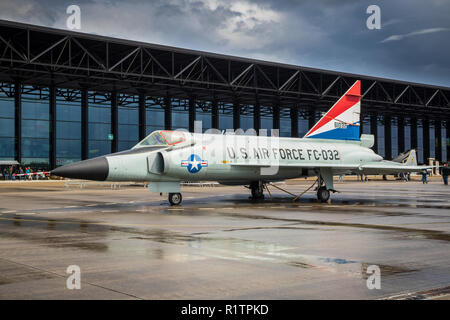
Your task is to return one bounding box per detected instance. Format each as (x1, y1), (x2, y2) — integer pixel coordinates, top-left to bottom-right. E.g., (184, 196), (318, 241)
(52, 80), (429, 205)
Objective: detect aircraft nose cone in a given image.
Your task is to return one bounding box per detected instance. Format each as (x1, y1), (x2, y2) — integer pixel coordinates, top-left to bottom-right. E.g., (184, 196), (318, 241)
(51, 157), (109, 181)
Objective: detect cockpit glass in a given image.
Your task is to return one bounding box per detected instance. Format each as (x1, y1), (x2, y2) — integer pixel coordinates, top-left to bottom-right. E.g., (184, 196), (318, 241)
(136, 132), (167, 147)
(160, 131), (185, 145)
(134, 130), (186, 148)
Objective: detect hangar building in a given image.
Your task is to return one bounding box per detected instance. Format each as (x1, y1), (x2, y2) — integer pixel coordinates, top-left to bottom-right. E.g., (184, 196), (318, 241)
(0, 20), (449, 169)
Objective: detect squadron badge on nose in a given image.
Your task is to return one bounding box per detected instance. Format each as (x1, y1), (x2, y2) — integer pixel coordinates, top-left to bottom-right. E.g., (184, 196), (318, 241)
(181, 154), (208, 173)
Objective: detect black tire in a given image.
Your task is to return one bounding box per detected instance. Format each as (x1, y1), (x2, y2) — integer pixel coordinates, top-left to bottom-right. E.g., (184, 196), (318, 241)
(250, 181), (264, 200)
(168, 193), (182, 206)
(317, 187), (330, 203)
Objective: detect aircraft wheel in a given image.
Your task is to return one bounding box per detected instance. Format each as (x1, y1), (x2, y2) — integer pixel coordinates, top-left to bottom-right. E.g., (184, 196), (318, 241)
(317, 187), (330, 203)
(250, 182), (264, 200)
(168, 193), (182, 206)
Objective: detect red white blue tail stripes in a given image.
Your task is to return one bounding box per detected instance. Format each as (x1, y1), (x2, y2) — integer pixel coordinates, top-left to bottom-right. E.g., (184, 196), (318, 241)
(304, 80), (361, 141)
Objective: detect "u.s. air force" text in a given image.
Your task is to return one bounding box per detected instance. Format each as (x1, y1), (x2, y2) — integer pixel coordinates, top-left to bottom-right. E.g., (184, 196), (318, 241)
(226, 147), (340, 161)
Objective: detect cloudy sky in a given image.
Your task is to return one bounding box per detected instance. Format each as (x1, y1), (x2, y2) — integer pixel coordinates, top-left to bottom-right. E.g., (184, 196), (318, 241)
(1, 0), (449, 87)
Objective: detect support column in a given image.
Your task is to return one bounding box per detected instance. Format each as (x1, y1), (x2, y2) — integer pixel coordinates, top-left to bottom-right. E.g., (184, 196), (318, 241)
(384, 115), (392, 160)
(290, 106), (299, 138)
(81, 89), (89, 160)
(111, 91), (118, 153)
(233, 100), (240, 130)
(14, 80), (22, 164)
(188, 97), (196, 132)
(164, 95), (171, 130)
(359, 114), (364, 135)
(253, 101), (260, 134)
(49, 85), (56, 169)
(370, 112), (378, 153)
(272, 104), (280, 132)
(435, 120), (442, 162)
(447, 120), (450, 162)
(308, 106), (316, 130)
(397, 116), (405, 153)
(138, 93), (146, 141)
(423, 117), (430, 162)
(211, 100), (218, 130)
(411, 117), (418, 150)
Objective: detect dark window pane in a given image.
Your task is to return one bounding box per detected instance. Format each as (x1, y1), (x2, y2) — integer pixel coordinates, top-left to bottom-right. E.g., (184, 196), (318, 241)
(22, 138), (49, 158)
(56, 139), (81, 159)
(57, 103), (81, 121)
(0, 99), (14, 117)
(22, 120), (49, 138)
(0, 137), (14, 158)
(0, 118), (14, 137)
(119, 107), (138, 125)
(22, 101), (49, 120)
(88, 140), (111, 158)
(57, 121), (81, 139)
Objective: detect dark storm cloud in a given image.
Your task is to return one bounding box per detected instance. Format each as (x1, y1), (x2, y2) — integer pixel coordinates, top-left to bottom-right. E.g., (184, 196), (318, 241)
(0, 0), (449, 86)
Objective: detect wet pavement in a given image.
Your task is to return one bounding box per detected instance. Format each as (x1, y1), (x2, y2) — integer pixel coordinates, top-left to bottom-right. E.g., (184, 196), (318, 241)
(0, 179), (449, 299)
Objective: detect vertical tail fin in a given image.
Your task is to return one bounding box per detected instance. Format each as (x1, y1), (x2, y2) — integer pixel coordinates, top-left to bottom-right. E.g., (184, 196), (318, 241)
(304, 80), (361, 140)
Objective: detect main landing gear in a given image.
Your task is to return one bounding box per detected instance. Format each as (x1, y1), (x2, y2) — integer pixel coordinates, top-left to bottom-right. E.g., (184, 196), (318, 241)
(168, 192), (182, 205)
(316, 186), (330, 203)
(249, 181), (265, 200)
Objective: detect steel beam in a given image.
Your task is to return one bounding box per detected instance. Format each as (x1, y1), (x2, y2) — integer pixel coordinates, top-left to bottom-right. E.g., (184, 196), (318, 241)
(164, 95), (171, 130)
(189, 97), (196, 132)
(435, 120), (442, 162)
(138, 92), (146, 140)
(423, 118), (430, 162)
(14, 80), (21, 164)
(211, 99), (218, 129)
(410, 117), (418, 151)
(254, 101), (261, 134)
(308, 107), (316, 130)
(111, 91), (118, 153)
(370, 113), (378, 153)
(272, 104), (280, 131)
(233, 100), (240, 130)
(81, 88), (88, 160)
(384, 115), (392, 160)
(291, 106), (299, 138)
(49, 85), (56, 169)
(397, 116), (405, 153)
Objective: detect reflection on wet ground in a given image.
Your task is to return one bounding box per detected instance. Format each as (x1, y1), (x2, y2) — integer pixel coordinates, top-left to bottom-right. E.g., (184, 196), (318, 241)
(0, 180), (449, 299)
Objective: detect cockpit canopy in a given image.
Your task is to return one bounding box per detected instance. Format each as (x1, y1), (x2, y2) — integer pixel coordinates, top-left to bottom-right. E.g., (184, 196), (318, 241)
(133, 130), (186, 148)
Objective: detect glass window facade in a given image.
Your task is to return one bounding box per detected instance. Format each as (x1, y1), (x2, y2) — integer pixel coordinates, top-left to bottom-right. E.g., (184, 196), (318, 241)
(56, 91), (81, 166)
(298, 112), (309, 138)
(391, 117), (398, 157)
(21, 86), (49, 168)
(0, 96), (14, 160)
(146, 98), (165, 135)
(404, 120), (411, 151)
(377, 116), (385, 157)
(280, 116), (291, 137)
(196, 102), (212, 132)
(172, 99), (189, 131)
(240, 105), (253, 132)
(362, 115), (371, 134)
(429, 121), (435, 159)
(417, 119), (423, 163)
(88, 93), (111, 158)
(118, 96), (139, 151)
(218, 103), (233, 132)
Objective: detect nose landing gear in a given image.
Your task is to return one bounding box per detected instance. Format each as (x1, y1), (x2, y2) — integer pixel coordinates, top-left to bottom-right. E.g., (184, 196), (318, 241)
(249, 181), (265, 200)
(317, 186), (330, 202)
(168, 192), (182, 205)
